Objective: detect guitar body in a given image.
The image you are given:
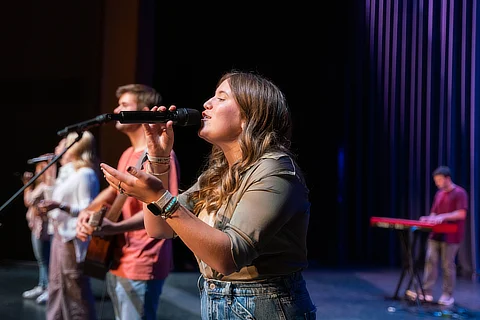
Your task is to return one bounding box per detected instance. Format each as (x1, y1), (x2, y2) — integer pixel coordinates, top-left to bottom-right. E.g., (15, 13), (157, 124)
(83, 234), (117, 280)
(83, 199), (126, 280)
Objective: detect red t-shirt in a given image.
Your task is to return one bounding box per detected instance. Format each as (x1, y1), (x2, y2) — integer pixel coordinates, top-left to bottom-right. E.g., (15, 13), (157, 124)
(429, 185), (468, 244)
(110, 147), (176, 280)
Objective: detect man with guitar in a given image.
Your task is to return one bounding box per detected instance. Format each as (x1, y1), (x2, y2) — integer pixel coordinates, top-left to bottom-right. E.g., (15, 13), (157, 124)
(76, 84), (180, 320)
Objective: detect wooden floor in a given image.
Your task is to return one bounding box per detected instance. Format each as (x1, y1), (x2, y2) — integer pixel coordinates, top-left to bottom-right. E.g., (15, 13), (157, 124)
(0, 261), (479, 320)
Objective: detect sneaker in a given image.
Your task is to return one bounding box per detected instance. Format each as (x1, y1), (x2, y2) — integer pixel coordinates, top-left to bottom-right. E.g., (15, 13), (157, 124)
(22, 286), (44, 299)
(438, 293), (454, 306)
(35, 291), (48, 304)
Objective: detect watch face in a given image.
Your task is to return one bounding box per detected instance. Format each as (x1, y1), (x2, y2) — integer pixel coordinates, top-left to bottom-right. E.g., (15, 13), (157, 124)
(147, 202), (162, 216)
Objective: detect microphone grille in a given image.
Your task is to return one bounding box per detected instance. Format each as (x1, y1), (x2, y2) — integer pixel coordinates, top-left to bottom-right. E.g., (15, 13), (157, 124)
(177, 108), (201, 126)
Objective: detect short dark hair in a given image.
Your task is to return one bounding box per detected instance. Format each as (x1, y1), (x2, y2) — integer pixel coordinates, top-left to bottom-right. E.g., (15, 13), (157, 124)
(433, 166), (451, 178)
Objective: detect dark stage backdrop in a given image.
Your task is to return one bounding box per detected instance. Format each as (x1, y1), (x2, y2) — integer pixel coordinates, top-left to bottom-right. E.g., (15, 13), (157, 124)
(148, 2), (346, 268)
(0, 1), (344, 269)
(1, 1), (478, 280)
(0, 2), (105, 262)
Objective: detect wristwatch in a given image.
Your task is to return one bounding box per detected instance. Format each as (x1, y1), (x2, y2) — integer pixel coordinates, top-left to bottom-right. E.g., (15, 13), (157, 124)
(148, 191), (180, 220)
(147, 191), (173, 218)
(147, 201), (164, 217)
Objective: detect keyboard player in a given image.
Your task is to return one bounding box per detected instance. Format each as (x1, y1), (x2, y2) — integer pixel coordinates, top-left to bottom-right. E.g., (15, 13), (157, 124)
(406, 166), (468, 306)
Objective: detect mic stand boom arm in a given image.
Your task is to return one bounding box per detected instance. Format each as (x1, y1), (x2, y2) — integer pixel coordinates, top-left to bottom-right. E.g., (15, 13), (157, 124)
(0, 132), (84, 216)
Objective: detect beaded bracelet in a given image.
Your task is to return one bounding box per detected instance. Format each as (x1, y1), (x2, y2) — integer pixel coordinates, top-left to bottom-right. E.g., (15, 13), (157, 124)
(163, 197), (180, 219)
(146, 153), (170, 165)
(163, 196), (177, 212)
(146, 162), (170, 177)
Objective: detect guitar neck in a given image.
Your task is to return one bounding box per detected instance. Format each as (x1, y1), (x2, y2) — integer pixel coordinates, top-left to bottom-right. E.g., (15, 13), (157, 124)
(104, 193), (128, 222)
(103, 149), (145, 223)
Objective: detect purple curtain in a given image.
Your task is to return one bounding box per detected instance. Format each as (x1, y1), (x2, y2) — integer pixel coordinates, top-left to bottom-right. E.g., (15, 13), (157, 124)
(340, 0), (479, 280)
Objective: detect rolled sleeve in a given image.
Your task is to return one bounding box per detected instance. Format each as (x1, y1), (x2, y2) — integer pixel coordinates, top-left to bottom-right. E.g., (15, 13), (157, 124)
(224, 224), (257, 271)
(225, 173), (300, 269)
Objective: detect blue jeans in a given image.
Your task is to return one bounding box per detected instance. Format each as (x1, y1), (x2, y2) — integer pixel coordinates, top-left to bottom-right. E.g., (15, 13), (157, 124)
(30, 232), (51, 289)
(198, 272), (317, 320)
(106, 272), (165, 320)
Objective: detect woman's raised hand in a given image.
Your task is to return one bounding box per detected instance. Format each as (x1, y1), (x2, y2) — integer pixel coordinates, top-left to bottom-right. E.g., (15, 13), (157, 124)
(100, 163), (165, 204)
(143, 106), (175, 157)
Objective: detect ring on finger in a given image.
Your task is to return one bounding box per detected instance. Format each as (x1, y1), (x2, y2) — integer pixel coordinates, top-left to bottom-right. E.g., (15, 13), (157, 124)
(118, 181), (126, 194)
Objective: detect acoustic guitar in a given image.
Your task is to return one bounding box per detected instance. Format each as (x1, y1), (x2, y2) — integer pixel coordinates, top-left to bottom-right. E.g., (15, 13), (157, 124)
(83, 195), (127, 280)
(83, 149), (146, 280)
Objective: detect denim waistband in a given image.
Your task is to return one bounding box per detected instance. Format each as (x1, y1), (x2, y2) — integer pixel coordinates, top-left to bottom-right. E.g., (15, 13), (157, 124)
(198, 272), (305, 296)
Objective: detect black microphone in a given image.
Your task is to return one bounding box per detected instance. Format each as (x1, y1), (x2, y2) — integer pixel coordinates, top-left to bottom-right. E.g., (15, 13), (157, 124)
(106, 108), (201, 127)
(57, 114), (112, 136)
(27, 155), (54, 164)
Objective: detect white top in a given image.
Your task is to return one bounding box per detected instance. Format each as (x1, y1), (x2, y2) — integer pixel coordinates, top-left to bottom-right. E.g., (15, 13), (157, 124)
(44, 162), (100, 262)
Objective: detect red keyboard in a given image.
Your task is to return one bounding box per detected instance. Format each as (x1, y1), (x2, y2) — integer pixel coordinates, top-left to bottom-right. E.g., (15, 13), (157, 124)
(370, 216), (458, 233)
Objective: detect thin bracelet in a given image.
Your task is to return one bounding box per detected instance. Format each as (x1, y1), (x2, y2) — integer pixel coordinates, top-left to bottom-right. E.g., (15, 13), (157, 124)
(146, 169), (170, 177)
(146, 162), (170, 176)
(146, 153), (170, 164)
(148, 160), (170, 166)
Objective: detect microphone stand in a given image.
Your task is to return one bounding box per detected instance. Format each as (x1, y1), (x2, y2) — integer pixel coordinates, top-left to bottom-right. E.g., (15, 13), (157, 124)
(0, 132), (84, 219)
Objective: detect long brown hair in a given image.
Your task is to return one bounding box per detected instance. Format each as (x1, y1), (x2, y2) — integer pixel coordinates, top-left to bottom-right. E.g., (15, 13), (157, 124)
(190, 71), (293, 215)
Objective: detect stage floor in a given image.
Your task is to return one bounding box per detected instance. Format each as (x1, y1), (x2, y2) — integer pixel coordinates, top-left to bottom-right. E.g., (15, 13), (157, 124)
(0, 261), (479, 320)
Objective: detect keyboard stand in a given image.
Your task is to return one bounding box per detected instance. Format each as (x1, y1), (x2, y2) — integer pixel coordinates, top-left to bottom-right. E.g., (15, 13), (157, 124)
(390, 227), (425, 302)
(369, 216), (457, 303)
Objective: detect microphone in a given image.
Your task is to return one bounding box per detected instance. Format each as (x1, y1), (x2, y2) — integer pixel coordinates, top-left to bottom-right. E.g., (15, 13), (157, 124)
(57, 114), (112, 136)
(57, 108), (201, 137)
(106, 108), (201, 127)
(27, 155), (54, 164)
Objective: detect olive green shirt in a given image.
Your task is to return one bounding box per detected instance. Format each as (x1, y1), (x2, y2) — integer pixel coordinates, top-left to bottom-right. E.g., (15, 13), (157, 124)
(178, 152), (311, 281)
